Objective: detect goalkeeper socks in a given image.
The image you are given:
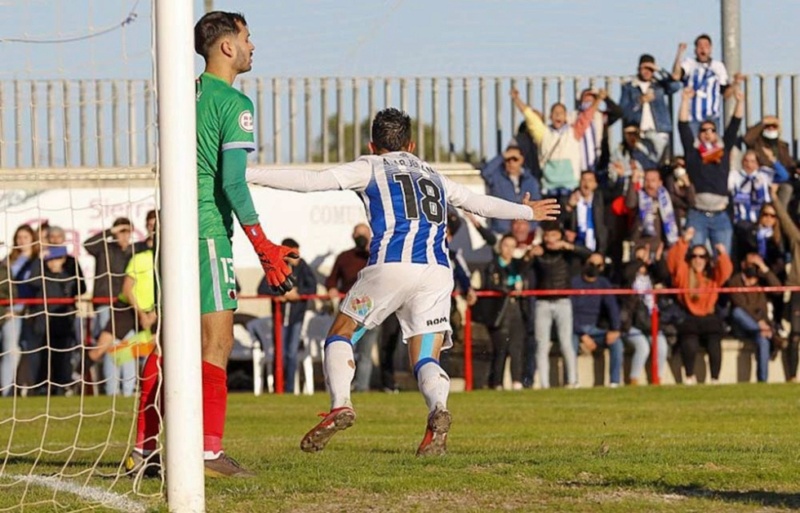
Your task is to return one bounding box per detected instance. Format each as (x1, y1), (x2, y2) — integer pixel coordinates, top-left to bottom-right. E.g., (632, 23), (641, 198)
(135, 353), (162, 453)
(324, 336), (355, 410)
(414, 359), (450, 412)
(202, 360), (227, 458)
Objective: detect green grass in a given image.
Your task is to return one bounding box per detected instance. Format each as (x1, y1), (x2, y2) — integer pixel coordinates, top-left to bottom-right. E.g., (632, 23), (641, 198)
(1, 385), (800, 512)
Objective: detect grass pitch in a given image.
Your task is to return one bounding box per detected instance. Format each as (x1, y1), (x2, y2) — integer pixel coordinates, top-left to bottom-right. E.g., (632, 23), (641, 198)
(1, 384), (799, 512)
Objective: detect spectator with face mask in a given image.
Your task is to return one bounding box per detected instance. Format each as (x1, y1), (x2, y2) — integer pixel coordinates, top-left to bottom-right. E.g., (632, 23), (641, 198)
(570, 252), (623, 387)
(743, 116), (795, 209)
(728, 253), (782, 383)
(325, 223), (377, 391)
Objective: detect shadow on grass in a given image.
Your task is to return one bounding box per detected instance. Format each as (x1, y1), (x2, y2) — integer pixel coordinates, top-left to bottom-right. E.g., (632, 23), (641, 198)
(666, 485), (800, 510)
(2, 455), (123, 474)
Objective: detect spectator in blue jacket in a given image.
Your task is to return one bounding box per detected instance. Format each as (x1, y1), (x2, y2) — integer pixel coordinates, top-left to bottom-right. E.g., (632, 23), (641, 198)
(570, 252), (623, 387)
(480, 143), (542, 235)
(620, 53), (682, 161)
(258, 238), (317, 394)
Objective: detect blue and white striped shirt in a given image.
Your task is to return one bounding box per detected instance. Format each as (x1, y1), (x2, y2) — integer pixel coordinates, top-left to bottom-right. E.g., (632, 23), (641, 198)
(681, 58), (729, 122)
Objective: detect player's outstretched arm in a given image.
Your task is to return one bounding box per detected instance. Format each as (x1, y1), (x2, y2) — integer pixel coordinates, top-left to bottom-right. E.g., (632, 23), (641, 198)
(442, 175), (561, 222)
(521, 193), (561, 222)
(246, 160), (372, 193)
(222, 149), (297, 293)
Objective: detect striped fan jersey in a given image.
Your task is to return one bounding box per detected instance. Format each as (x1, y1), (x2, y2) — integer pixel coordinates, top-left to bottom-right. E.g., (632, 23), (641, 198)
(681, 58), (729, 123)
(331, 152), (450, 268)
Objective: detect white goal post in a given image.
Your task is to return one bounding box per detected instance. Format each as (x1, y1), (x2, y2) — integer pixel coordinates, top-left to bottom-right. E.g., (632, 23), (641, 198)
(154, 0), (205, 511)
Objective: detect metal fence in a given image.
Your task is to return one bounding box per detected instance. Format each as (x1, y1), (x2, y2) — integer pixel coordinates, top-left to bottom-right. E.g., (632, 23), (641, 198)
(1, 74), (799, 170)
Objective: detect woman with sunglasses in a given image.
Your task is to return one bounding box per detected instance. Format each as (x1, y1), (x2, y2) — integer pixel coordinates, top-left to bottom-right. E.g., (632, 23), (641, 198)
(768, 184), (800, 381)
(739, 203), (787, 325)
(678, 85), (743, 256)
(667, 226), (733, 384)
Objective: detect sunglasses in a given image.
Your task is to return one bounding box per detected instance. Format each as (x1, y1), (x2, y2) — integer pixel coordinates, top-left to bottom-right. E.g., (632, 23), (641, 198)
(761, 212), (777, 218)
(504, 157), (520, 163)
(700, 126), (717, 133)
(690, 253), (709, 260)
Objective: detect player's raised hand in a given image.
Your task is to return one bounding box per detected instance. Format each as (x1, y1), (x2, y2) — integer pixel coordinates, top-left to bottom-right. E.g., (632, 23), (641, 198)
(522, 193), (560, 221)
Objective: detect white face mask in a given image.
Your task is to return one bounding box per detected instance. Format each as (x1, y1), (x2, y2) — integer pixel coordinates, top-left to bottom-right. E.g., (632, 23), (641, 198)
(580, 101), (593, 111)
(763, 128), (779, 140)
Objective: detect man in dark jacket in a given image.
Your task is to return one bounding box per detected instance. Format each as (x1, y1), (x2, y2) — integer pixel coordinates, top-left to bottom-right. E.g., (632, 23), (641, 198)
(480, 144), (542, 234)
(259, 238), (317, 394)
(530, 222), (590, 388)
(564, 171), (608, 255)
(679, 85), (744, 255)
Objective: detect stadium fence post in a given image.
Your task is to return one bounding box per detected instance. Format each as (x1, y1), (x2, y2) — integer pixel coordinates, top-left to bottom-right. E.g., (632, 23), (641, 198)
(156, 0), (206, 510)
(650, 293), (660, 385)
(273, 299), (284, 394)
(464, 304), (473, 391)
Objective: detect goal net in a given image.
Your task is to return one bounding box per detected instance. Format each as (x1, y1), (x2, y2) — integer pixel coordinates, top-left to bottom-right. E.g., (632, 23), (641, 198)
(0, 1), (163, 511)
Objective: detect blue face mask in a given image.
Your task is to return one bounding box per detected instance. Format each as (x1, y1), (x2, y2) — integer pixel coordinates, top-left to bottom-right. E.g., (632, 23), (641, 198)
(581, 101), (593, 111)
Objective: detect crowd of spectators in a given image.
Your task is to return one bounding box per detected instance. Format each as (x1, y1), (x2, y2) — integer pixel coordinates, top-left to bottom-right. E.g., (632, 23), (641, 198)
(475, 34), (800, 388)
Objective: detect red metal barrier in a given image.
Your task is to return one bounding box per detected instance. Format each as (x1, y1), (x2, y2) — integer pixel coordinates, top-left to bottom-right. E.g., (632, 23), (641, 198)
(650, 293), (660, 385)
(464, 305), (473, 392)
(272, 299), (284, 394)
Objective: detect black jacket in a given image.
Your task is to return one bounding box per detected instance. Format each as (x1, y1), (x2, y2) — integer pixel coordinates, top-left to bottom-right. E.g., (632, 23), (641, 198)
(258, 258), (317, 326)
(563, 190), (609, 255)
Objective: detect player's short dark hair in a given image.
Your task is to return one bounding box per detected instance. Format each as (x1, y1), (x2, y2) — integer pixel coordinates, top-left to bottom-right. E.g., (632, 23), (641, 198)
(695, 33), (712, 47)
(371, 108), (412, 152)
(541, 220), (562, 233)
(194, 11), (248, 59)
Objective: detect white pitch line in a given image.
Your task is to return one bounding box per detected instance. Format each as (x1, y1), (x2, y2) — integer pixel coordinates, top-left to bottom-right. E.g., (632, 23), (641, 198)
(6, 474), (146, 513)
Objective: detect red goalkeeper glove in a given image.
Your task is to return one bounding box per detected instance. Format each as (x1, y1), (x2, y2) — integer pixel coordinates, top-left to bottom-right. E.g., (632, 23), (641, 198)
(242, 224), (299, 294)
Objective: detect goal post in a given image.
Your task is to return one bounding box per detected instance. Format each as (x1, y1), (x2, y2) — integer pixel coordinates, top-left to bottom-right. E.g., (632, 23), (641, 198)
(154, 0), (205, 511)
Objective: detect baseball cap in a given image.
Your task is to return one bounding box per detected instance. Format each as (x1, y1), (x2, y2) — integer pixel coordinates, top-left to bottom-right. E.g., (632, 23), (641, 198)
(44, 246), (68, 261)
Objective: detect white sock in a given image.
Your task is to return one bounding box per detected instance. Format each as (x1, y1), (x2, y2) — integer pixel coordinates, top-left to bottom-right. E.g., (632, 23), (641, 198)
(324, 341), (355, 410)
(416, 361), (450, 412)
(203, 450), (221, 460)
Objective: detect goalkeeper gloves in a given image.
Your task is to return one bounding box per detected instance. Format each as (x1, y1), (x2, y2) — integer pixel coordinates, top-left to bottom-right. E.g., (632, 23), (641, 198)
(242, 224), (299, 294)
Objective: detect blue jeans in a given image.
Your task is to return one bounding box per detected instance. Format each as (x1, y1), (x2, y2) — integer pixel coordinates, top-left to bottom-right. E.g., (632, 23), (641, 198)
(573, 325), (623, 385)
(625, 327), (669, 382)
(686, 208), (733, 256)
(281, 322), (303, 394)
(730, 307), (770, 382)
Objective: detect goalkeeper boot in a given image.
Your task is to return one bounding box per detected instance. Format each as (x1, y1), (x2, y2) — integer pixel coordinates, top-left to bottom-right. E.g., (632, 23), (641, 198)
(416, 404), (451, 457)
(300, 406), (356, 453)
(124, 450), (161, 479)
(204, 452), (255, 478)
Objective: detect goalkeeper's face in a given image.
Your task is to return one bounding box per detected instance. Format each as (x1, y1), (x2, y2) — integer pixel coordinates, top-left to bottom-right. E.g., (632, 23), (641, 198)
(233, 22), (255, 74)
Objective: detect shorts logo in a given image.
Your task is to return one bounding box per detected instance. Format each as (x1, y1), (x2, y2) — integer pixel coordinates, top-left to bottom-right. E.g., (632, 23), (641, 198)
(349, 295), (373, 317)
(426, 316), (448, 327)
(228, 289), (237, 301)
(238, 110), (254, 133)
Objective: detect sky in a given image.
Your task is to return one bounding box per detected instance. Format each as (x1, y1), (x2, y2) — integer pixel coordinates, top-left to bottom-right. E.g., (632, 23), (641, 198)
(0, 0), (798, 80)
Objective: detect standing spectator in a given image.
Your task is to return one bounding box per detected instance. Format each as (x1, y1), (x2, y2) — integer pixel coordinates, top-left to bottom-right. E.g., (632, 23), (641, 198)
(570, 253), (623, 387)
(1, 225), (40, 396)
(679, 85), (743, 255)
(667, 227), (733, 384)
(514, 121), (542, 184)
(258, 238), (317, 394)
(625, 167), (681, 250)
(479, 143), (542, 234)
(325, 223), (376, 392)
(672, 36), (742, 135)
(133, 210), (158, 253)
(729, 150), (778, 226)
(621, 242), (670, 385)
(728, 253), (781, 383)
(24, 246), (83, 395)
(564, 171), (608, 254)
(46, 226), (86, 297)
(664, 157), (696, 228)
(510, 88), (603, 199)
(530, 222), (589, 388)
(620, 53), (682, 161)
(610, 123), (661, 181)
(769, 184), (800, 381)
(481, 234), (530, 390)
(83, 217), (134, 394)
(742, 116), (795, 208)
(571, 88), (622, 173)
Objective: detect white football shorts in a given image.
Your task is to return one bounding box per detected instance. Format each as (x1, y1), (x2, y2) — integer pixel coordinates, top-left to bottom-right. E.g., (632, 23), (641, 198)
(340, 262), (453, 349)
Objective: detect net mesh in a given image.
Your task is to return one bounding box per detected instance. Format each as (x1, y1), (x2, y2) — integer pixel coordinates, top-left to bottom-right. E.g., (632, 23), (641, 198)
(0, 1), (162, 511)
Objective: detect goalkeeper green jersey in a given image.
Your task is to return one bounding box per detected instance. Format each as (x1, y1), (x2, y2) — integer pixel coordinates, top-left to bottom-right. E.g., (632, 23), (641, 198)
(195, 72), (257, 239)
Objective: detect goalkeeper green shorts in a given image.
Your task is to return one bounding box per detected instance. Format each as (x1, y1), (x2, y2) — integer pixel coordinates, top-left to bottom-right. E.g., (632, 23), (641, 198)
(199, 237), (238, 314)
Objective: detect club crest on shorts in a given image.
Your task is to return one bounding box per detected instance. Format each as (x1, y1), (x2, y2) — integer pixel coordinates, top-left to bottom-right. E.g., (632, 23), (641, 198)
(228, 289), (237, 301)
(349, 295), (373, 317)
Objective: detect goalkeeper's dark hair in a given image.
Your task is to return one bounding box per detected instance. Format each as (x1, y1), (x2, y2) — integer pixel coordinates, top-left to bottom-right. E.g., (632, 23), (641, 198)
(371, 108), (412, 152)
(194, 11), (248, 59)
